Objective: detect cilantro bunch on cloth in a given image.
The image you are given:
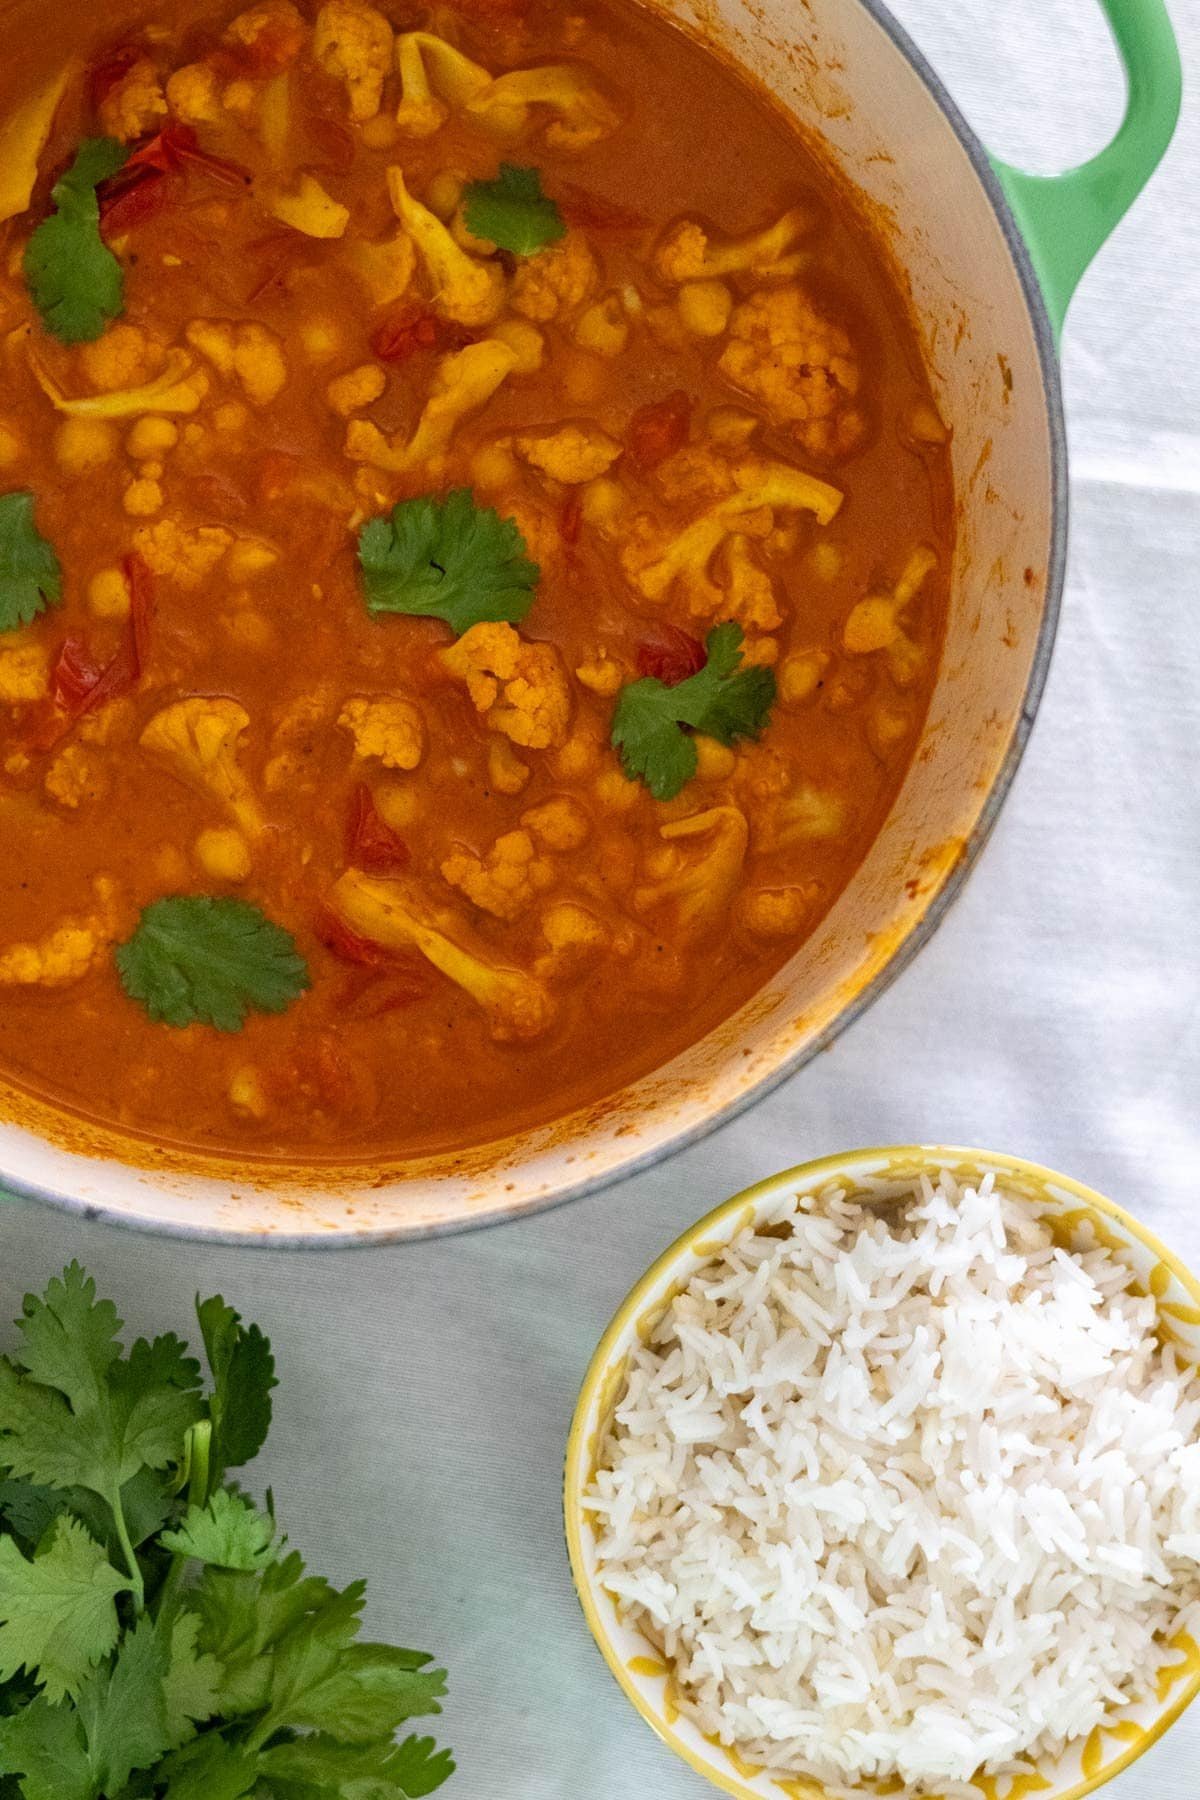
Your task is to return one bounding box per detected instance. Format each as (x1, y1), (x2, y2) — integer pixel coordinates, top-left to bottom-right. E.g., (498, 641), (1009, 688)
(0, 1266), (454, 1800)
(24, 139), (130, 344)
(358, 488), (539, 633)
(611, 621), (776, 800)
(462, 165), (566, 256)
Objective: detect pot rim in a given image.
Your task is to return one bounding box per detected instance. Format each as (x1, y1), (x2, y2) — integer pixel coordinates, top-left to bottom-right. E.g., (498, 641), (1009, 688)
(2, 0), (1067, 1248)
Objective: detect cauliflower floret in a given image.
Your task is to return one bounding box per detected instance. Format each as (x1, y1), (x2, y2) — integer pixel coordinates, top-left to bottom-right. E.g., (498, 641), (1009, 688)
(653, 443), (738, 507)
(386, 167), (505, 327)
(139, 697), (265, 836)
(346, 338), (518, 475)
(513, 422), (620, 485)
(45, 745), (107, 809)
(522, 795), (590, 852)
(716, 534), (782, 632)
(720, 285), (865, 460)
(843, 545), (938, 685)
(534, 899), (607, 977)
(224, 0), (307, 68)
(326, 363), (387, 417)
(740, 885), (816, 938)
(0, 66), (73, 225)
(314, 0), (393, 121)
(471, 62), (621, 151)
(166, 63), (222, 125)
(344, 231), (416, 305)
(653, 204), (812, 285)
(393, 34), (619, 150)
(0, 878), (118, 988)
(394, 32), (493, 137)
(756, 782), (849, 852)
(330, 868), (554, 1040)
(31, 343), (207, 419)
(338, 695), (425, 770)
(0, 641), (49, 704)
(440, 622), (570, 751)
(488, 317), (545, 375)
(621, 454), (842, 613)
(267, 174), (350, 239)
(633, 805), (749, 937)
(79, 325), (163, 393)
(133, 519), (233, 588)
(509, 231), (597, 323)
(185, 320), (288, 406)
(441, 828), (554, 921)
(97, 55), (168, 142)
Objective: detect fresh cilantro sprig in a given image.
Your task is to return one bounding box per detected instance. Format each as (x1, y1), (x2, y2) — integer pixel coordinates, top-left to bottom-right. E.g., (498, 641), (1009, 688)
(24, 138), (130, 344)
(0, 493), (62, 635)
(358, 488), (540, 634)
(462, 163), (567, 256)
(115, 896), (310, 1032)
(0, 1266), (454, 1800)
(611, 621), (776, 800)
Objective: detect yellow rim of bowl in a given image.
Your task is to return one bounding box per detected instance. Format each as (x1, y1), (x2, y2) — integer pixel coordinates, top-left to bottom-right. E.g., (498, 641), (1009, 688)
(563, 1144), (1200, 1800)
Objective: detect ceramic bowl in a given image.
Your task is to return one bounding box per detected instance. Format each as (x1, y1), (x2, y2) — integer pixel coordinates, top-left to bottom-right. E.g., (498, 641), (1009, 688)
(564, 1146), (1200, 1800)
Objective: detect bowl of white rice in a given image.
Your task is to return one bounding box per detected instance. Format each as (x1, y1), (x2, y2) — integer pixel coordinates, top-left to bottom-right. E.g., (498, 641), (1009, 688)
(564, 1147), (1200, 1800)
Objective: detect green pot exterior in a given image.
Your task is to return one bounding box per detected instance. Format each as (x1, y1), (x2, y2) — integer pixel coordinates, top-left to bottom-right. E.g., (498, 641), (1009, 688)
(993, 0), (1182, 342)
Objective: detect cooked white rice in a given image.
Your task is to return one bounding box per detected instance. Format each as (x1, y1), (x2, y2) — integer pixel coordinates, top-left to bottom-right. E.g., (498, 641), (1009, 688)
(584, 1173), (1200, 1791)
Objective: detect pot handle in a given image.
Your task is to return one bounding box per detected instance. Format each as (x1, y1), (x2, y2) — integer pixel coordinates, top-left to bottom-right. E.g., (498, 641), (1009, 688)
(991, 0), (1181, 341)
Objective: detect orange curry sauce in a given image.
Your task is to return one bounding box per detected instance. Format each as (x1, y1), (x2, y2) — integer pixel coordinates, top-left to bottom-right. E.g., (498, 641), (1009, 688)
(0, 0), (952, 1160)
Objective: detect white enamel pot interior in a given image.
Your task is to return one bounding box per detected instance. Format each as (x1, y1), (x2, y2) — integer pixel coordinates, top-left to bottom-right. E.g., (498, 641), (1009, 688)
(0, 0), (1063, 1241)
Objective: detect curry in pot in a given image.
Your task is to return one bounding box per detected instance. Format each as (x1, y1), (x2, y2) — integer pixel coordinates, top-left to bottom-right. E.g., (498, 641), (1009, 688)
(0, 0), (952, 1159)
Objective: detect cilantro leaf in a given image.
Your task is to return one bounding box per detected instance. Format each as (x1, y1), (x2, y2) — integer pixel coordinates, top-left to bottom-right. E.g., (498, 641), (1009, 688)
(196, 1295), (277, 1487)
(462, 163), (566, 256)
(73, 1614), (176, 1794)
(0, 1616), (189, 1800)
(0, 1483), (64, 1550)
(115, 896), (310, 1032)
(23, 138), (130, 344)
(262, 1639), (449, 1745)
(611, 620), (776, 799)
(0, 1516), (128, 1704)
(0, 1697), (91, 1800)
(159, 1733), (258, 1800)
(160, 1491), (277, 1571)
(160, 1613), (220, 1743)
(0, 494), (62, 634)
(358, 488), (539, 633)
(0, 1267), (204, 1509)
(259, 1730), (456, 1795)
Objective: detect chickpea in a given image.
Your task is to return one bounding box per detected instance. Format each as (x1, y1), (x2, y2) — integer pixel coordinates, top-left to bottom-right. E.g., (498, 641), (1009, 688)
(677, 279), (732, 337)
(126, 416), (178, 460)
(195, 827), (252, 883)
(88, 567), (132, 620)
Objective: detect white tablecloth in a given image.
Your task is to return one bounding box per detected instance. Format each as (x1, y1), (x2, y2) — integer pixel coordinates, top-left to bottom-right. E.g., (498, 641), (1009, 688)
(4, 2), (1199, 1794)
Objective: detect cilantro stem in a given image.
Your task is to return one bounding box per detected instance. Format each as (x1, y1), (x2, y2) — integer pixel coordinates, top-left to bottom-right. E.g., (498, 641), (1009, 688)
(109, 1487), (146, 1612)
(188, 1418), (214, 1506)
